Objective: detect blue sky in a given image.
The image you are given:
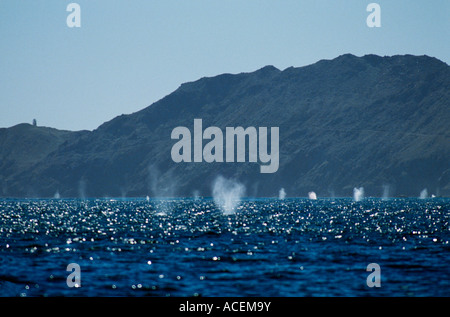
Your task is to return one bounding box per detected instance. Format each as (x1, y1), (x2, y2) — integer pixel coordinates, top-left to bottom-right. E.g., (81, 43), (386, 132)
(1, 0), (449, 131)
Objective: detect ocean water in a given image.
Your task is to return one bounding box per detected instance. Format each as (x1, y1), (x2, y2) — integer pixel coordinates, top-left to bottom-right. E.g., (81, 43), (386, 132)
(0, 198), (448, 297)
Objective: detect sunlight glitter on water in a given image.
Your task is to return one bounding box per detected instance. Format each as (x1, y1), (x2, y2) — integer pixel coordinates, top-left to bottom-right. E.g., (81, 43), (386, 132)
(0, 198), (448, 296)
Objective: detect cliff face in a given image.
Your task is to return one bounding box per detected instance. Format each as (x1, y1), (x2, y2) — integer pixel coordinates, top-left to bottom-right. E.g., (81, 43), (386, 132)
(2, 54), (449, 198)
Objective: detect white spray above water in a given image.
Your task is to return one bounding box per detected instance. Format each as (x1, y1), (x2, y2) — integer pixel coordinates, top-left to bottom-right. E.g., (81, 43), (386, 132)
(148, 165), (177, 198)
(193, 190), (201, 200)
(308, 191), (317, 200)
(148, 164), (177, 215)
(279, 188), (286, 200)
(78, 179), (86, 200)
(382, 185), (390, 201)
(419, 188), (428, 199)
(353, 187), (364, 202)
(212, 176), (246, 215)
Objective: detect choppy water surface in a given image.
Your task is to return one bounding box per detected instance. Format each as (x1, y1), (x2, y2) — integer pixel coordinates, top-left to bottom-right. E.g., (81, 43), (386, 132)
(0, 198), (448, 296)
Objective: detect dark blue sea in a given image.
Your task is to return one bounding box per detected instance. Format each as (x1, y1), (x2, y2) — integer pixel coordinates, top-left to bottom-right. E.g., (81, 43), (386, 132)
(0, 198), (448, 297)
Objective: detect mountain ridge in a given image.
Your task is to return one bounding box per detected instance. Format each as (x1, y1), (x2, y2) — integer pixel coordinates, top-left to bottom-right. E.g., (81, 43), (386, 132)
(1, 53), (449, 198)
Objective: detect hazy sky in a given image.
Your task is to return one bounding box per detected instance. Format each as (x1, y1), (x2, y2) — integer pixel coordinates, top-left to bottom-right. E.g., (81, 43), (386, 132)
(1, 0), (449, 131)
